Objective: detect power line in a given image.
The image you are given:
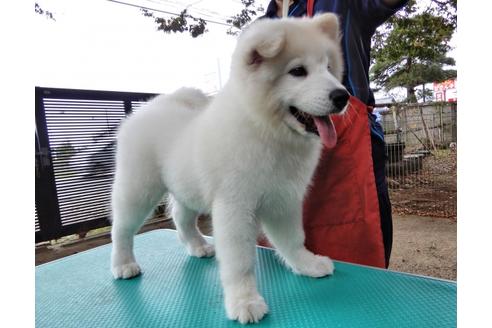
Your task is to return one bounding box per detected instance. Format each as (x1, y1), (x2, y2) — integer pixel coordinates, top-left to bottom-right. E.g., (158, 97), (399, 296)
(137, 0), (257, 26)
(184, 0), (206, 9)
(143, 0), (232, 19)
(106, 0), (232, 27)
(142, 0), (246, 23)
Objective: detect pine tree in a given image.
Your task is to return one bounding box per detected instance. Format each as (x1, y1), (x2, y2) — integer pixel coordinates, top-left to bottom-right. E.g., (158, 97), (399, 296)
(370, 0), (457, 102)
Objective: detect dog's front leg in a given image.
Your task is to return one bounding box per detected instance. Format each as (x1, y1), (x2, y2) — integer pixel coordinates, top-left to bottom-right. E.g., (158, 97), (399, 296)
(212, 200), (268, 324)
(261, 202), (335, 278)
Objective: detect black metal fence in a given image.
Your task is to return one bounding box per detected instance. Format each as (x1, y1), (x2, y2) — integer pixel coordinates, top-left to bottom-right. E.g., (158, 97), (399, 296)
(36, 87), (458, 243)
(35, 87), (156, 243)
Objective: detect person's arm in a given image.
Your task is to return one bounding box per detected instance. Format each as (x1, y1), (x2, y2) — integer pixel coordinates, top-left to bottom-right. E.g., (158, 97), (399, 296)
(382, 0), (406, 7)
(351, 0), (409, 29)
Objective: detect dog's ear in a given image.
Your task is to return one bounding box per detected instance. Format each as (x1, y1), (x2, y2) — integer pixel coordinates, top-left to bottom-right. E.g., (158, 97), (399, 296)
(246, 28), (285, 66)
(313, 13), (340, 40)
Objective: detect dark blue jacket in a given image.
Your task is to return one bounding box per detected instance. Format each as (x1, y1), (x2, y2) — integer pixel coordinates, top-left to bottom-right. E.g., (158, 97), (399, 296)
(264, 0), (408, 107)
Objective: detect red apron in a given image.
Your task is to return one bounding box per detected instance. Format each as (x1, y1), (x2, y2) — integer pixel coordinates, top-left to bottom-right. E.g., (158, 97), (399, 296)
(302, 96), (385, 268)
(259, 97), (386, 268)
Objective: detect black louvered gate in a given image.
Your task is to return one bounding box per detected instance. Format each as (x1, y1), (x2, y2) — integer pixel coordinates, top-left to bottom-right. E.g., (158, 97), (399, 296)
(35, 87), (156, 243)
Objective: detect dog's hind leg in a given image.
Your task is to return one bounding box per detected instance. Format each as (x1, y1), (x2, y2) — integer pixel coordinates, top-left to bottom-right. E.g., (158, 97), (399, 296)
(168, 195), (215, 258)
(111, 176), (165, 279)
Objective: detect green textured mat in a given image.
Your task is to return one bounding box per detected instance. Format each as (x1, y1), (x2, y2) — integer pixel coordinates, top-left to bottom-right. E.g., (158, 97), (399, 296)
(36, 229), (456, 327)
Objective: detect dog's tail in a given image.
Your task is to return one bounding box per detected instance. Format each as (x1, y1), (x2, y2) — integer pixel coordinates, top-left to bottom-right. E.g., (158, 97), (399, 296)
(167, 87), (210, 111)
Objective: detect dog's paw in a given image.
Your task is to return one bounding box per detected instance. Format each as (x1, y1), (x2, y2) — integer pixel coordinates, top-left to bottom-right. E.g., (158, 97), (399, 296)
(188, 243), (215, 258)
(293, 254), (335, 278)
(226, 294), (269, 324)
(111, 262), (142, 279)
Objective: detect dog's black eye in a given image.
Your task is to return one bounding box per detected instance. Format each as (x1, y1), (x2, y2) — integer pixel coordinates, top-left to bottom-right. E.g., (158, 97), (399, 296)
(288, 66), (307, 77)
(327, 64), (332, 71)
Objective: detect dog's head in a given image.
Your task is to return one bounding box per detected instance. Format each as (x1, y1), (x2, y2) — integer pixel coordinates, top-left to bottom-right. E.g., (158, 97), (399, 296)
(230, 14), (348, 148)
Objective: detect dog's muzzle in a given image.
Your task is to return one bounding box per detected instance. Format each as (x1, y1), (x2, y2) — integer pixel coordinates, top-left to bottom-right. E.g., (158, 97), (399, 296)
(286, 88), (349, 149)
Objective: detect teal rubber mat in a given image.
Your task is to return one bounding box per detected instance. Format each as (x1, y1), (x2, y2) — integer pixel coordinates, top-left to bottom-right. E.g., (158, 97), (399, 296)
(36, 229), (456, 327)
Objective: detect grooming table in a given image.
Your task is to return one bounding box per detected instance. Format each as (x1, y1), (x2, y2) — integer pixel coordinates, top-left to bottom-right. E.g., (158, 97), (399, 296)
(36, 229), (456, 327)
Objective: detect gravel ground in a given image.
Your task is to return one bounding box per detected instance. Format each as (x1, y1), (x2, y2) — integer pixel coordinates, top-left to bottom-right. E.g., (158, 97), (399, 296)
(389, 214), (456, 280)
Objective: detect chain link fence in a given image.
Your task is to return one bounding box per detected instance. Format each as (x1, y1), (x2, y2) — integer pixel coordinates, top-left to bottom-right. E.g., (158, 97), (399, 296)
(377, 102), (457, 219)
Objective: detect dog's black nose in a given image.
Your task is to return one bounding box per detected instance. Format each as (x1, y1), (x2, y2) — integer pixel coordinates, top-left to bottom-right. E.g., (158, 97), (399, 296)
(329, 89), (350, 113)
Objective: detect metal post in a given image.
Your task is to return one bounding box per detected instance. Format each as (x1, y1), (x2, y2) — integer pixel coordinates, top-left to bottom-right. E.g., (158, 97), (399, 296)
(35, 87), (63, 242)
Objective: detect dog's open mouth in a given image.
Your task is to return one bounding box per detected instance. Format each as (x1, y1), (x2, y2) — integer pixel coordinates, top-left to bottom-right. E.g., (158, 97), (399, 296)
(289, 106), (318, 135)
(288, 106), (338, 149)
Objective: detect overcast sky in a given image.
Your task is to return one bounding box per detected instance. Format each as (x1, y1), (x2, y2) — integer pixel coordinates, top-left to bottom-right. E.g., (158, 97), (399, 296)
(34, 0), (271, 94)
(34, 0), (456, 100)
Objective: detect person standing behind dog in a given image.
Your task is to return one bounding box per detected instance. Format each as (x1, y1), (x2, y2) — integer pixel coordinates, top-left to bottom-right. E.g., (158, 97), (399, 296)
(262, 0), (408, 268)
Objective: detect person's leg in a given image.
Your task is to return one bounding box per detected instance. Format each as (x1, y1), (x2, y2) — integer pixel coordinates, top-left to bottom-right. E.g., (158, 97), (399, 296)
(369, 112), (393, 268)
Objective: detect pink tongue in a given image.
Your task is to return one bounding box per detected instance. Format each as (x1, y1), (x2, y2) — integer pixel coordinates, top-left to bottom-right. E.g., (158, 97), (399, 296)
(313, 116), (337, 149)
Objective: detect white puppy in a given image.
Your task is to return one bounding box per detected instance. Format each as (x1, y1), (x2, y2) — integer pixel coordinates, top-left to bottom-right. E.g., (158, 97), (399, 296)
(111, 13), (349, 324)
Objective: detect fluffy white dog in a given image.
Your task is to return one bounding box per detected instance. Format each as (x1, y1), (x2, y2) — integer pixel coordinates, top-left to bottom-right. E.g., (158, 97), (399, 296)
(111, 13), (349, 324)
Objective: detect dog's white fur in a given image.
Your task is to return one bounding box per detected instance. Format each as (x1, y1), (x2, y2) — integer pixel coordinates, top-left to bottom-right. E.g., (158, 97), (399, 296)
(111, 14), (347, 324)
